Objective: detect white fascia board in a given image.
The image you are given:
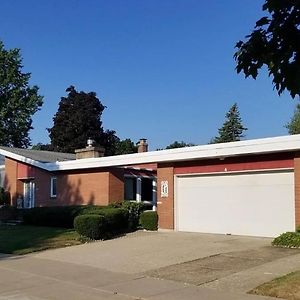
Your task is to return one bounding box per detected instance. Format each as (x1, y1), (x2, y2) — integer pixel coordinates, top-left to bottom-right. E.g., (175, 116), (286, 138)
(0, 149), (50, 171)
(1, 134), (300, 172)
(49, 134), (300, 172)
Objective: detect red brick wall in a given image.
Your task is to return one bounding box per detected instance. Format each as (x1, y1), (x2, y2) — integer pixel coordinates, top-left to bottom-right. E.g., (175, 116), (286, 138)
(175, 153), (294, 175)
(294, 155), (300, 228)
(4, 158), (19, 205)
(157, 164), (174, 229)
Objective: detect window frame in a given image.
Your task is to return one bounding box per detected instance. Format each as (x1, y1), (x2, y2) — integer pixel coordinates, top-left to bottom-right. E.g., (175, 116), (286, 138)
(50, 177), (57, 198)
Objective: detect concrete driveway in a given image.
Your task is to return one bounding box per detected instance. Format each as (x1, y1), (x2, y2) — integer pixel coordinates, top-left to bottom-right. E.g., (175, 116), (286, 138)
(34, 230), (272, 273)
(1, 231), (300, 300)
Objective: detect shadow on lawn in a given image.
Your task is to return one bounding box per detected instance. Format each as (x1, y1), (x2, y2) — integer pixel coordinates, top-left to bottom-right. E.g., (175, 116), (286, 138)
(0, 225), (81, 257)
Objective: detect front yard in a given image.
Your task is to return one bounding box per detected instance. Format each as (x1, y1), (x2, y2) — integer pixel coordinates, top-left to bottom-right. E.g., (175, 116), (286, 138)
(250, 271), (300, 300)
(0, 225), (83, 255)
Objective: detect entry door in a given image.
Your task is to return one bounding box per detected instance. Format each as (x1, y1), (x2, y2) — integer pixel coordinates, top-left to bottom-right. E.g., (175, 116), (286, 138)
(23, 181), (35, 208)
(175, 171), (295, 237)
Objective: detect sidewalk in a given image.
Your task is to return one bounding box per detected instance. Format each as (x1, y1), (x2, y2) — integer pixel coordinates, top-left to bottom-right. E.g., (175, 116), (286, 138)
(0, 255), (276, 300)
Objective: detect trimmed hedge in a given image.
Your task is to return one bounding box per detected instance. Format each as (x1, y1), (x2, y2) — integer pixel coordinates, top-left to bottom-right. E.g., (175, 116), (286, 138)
(0, 188), (10, 206)
(122, 201), (145, 230)
(139, 211), (158, 231)
(22, 206), (103, 228)
(74, 215), (106, 240)
(272, 232), (300, 248)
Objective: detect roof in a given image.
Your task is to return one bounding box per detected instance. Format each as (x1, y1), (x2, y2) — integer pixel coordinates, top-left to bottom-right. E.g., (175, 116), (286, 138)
(0, 146), (75, 163)
(0, 134), (299, 172)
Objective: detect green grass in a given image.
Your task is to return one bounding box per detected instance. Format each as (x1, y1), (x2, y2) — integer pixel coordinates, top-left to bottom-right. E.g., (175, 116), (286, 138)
(0, 224), (83, 255)
(250, 271), (300, 300)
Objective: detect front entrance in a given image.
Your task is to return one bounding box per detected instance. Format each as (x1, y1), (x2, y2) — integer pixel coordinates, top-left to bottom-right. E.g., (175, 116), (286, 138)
(23, 181), (35, 208)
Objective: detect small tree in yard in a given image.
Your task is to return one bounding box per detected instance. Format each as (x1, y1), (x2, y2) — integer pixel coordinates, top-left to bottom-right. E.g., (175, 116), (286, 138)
(211, 103), (247, 144)
(286, 103), (300, 134)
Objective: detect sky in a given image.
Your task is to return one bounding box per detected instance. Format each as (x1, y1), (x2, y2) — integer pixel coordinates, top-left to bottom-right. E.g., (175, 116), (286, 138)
(0, 0), (298, 150)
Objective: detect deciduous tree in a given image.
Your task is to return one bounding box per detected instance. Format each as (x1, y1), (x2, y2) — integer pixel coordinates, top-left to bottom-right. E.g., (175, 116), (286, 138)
(0, 41), (43, 147)
(48, 86), (106, 153)
(286, 103), (300, 134)
(235, 0), (300, 98)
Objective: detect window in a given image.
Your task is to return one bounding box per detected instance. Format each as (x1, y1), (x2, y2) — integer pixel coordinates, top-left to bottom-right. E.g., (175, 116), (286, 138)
(50, 177), (57, 198)
(141, 178), (153, 201)
(124, 177), (137, 200)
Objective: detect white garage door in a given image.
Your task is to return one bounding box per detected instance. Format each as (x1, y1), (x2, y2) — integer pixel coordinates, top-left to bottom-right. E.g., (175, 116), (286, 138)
(175, 171), (295, 237)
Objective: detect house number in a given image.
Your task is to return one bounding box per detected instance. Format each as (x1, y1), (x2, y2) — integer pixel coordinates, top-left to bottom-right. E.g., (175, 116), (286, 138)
(161, 181), (168, 197)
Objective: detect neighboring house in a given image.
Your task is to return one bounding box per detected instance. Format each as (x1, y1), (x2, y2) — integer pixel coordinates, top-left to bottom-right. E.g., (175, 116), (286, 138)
(0, 155), (5, 188)
(1, 135), (300, 238)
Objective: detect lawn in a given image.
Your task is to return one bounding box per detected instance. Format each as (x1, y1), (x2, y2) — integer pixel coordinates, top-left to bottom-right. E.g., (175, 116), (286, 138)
(250, 271), (300, 300)
(0, 224), (83, 255)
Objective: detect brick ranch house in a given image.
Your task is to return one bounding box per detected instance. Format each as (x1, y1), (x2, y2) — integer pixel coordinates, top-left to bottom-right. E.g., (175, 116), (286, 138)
(1, 135), (300, 238)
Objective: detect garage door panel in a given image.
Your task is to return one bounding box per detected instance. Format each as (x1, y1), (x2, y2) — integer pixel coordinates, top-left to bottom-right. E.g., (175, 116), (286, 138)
(176, 171), (295, 237)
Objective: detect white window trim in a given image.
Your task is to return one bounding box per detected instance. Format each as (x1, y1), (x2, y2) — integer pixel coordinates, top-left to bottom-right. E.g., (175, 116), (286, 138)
(50, 177), (57, 198)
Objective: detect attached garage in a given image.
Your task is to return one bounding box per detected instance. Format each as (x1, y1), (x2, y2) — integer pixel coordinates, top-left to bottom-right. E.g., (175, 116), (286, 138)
(175, 170), (295, 237)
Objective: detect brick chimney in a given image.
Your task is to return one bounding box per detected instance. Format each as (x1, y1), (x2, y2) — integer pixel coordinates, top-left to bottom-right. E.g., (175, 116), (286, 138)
(137, 138), (148, 153)
(75, 139), (105, 159)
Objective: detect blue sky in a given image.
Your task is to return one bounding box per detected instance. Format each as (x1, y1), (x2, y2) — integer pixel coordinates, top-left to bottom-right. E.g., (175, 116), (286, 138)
(0, 0), (297, 150)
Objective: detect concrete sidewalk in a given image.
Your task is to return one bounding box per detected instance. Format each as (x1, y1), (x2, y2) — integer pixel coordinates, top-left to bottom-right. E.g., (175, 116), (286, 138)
(0, 255), (275, 300)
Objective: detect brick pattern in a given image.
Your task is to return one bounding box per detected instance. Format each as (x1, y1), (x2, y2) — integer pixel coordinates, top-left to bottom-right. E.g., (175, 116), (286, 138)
(109, 169), (125, 204)
(157, 164), (174, 229)
(294, 156), (300, 228)
(4, 158), (18, 205)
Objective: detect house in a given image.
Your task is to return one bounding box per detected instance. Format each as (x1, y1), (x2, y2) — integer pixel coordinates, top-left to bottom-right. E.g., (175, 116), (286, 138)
(1, 134), (300, 238)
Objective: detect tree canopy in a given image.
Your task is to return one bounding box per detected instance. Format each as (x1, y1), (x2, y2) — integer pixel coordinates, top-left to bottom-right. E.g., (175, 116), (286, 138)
(234, 0), (300, 98)
(48, 86), (137, 155)
(0, 41), (43, 147)
(165, 141), (195, 149)
(211, 103), (247, 143)
(286, 103), (300, 134)
(48, 86), (107, 153)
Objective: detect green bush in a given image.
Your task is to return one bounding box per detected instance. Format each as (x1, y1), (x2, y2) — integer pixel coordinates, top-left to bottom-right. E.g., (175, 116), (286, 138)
(74, 214), (106, 240)
(272, 232), (300, 248)
(0, 188), (10, 206)
(139, 211), (158, 231)
(0, 206), (19, 221)
(122, 201), (145, 230)
(22, 206), (103, 228)
(98, 208), (128, 231)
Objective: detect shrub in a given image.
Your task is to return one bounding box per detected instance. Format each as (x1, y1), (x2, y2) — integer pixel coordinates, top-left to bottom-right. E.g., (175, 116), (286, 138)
(272, 232), (300, 248)
(0, 206), (19, 221)
(97, 208), (128, 231)
(22, 206), (100, 228)
(139, 211), (158, 231)
(74, 214), (106, 240)
(122, 201), (145, 230)
(0, 188), (10, 206)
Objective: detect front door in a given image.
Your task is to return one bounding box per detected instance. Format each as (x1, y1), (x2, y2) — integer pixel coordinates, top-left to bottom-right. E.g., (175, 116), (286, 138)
(23, 181), (35, 208)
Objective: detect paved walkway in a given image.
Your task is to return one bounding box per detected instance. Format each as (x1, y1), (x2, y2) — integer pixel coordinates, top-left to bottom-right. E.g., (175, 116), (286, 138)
(0, 255), (274, 300)
(2, 231), (299, 299)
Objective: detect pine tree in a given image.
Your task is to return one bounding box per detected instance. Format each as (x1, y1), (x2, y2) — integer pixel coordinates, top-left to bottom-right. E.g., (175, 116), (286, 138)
(211, 103), (247, 143)
(286, 104), (300, 135)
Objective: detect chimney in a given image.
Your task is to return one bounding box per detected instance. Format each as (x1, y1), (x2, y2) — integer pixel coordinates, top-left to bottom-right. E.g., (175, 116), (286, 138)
(75, 139), (105, 159)
(137, 138), (148, 153)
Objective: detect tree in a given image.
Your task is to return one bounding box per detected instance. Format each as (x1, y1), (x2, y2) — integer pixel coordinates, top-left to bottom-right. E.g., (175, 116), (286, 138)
(211, 103), (247, 143)
(48, 86), (106, 153)
(31, 143), (55, 151)
(165, 141), (195, 149)
(286, 103), (300, 134)
(0, 41), (43, 147)
(114, 138), (137, 155)
(234, 1), (300, 98)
